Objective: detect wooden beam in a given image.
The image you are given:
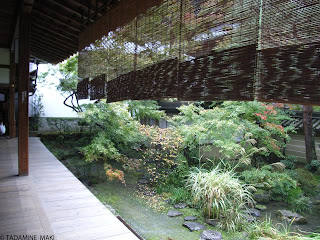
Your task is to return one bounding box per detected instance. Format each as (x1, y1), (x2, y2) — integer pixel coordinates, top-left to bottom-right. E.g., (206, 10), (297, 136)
(32, 22), (78, 41)
(32, 19), (79, 38)
(33, 3), (82, 27)
(31, 30), (77, 51)
(9, 51), (16, 138)
(0, 64), (10, 69)
(30, 39), (72, 59)
(18, 2), (32, 176)
(46, 0), (83, 18)
(0, 84), (10, 88)
(31, 27), (78, 48)
(32, 9), (81, 33)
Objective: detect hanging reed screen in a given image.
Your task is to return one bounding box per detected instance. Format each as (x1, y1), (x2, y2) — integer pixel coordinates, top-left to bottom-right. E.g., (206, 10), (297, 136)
(76, 78), (89, 100)
(78, 0), (320, 105)
(257, 0), (320, 105)
(90, 74), (106, 100)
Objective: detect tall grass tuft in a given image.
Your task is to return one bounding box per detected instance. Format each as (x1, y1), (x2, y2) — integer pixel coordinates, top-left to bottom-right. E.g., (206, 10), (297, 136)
(247, 216), (320, 239)
(187, 166), (254, 232)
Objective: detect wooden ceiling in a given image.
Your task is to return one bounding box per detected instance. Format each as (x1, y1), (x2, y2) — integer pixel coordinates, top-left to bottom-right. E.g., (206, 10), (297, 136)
(0, 0), (121, 64)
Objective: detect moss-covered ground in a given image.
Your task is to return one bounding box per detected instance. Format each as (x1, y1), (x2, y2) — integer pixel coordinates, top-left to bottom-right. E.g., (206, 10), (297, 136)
(41, 135), (246, 240)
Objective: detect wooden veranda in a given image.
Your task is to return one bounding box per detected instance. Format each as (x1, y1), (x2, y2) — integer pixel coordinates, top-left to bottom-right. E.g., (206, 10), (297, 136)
(0, 137), (139, 240)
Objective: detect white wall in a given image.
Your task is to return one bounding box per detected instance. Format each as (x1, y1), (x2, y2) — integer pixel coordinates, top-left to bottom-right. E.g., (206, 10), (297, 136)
(34, 64), (91, 118)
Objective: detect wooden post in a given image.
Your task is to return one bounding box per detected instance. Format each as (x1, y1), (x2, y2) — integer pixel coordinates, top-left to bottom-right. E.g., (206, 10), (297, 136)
(9, 52), (16, 138)
(303, 105), (317, 164)
(18, 3), (32, 176)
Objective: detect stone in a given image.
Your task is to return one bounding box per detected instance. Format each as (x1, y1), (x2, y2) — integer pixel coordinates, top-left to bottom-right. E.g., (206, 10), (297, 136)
(243, 214), (256, 223)
(255, 204), (267, 211)
(253, 192), (270, 204)
(167, 210), (183, 217)
(200, 230), (223, 240)
(205, 219), (219, 226)
(275, 210), (307, 224)
(246, 208), (261, 217)
(183, 221), (206, 231)
(138, 178), (149, 184)
(312, 200), (320, 206)
(174, 203), (188, 209)
(184, 216), (197, 221)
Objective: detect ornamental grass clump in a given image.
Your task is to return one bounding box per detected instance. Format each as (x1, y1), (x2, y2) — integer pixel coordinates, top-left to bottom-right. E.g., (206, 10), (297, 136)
(187, 167), (254, 232)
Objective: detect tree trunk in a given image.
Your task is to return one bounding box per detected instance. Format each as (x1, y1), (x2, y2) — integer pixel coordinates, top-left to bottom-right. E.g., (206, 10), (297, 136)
(303, 105), (317, 164)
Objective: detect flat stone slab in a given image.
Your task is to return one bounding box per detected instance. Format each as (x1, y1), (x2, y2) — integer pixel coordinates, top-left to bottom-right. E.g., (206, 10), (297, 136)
(200, 230), (223, 240)
(184, 216), (197, 221)
(205, 219), (219, 226)
(174, 203), (188, 209)
(182, 221), (206, 231)
(276, 210), (307, 224)
(137, 178), (149, 184)
(167, 210), (183, 217)
(246, 208), (261, 217)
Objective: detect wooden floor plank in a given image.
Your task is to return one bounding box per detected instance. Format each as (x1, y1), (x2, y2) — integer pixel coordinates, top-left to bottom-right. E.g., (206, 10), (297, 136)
(0, 138), (139, 240)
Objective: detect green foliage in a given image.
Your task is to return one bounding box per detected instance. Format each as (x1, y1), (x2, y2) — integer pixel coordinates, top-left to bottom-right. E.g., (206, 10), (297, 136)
(290, 195), (312, 214)
(247, 216), (304, 240)
(139, 125), (183, 184)
(280, 155), (297, 170)
(187, 167), (254, 232)
(79, 101), (143, 183)
(306, 160), (320, 173)
(29, 94), (44, 131)
(127, 100), (165, 121)
(80, 101), (142, 154)
(294, 168), (319, 197)
(169, 101), (293, 167)
(156, 157), (191, 204)
(57, 54), (78, 93)
(157, 185), (191, 205)
(241, 166), (297, 202)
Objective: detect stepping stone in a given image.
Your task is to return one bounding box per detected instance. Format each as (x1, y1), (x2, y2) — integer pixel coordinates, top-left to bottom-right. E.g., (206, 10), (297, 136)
(138, 178), (149, 184)
(246, 208), (261, 217)
(183, 221), (206, 231)
(255, 204), (267, 211)
(205, 219), (219, 226)
(174, 203), (188, 209)
(200, 230), (223, 240)
(184, 216), (197, 221)
(167, 210), (183, 217)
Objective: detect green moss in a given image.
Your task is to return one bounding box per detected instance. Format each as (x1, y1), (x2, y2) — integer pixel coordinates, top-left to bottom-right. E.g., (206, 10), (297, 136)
(294, 168), (319, 196)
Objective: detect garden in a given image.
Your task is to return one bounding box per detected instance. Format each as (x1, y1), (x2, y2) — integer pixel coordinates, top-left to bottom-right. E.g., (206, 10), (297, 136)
(39, 99), (320, 240)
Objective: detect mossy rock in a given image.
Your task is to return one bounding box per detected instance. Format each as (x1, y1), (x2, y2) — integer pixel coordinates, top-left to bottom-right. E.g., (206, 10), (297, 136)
(253, 189), (270, 204)
(255, 204), (267, 211)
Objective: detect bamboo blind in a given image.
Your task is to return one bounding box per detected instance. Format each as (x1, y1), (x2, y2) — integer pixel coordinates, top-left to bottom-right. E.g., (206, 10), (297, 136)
(78, 0), (320, 105)
(90, 74), (106, 100)
(76, 78), (89, 100)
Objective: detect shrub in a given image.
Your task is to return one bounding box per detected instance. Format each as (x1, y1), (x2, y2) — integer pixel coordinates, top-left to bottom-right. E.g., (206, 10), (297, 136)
(241, 166), (297, 202)
(169, 101), (294, 168)
(290, 195), (312, 214)
(187, 167), (254, 232)
(247, 216), (306, 240)
(280, 155), (297, 170)
(306, 160), (320, 173)
(294, 168), (319, 196)
(139, 125), (183, 185)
